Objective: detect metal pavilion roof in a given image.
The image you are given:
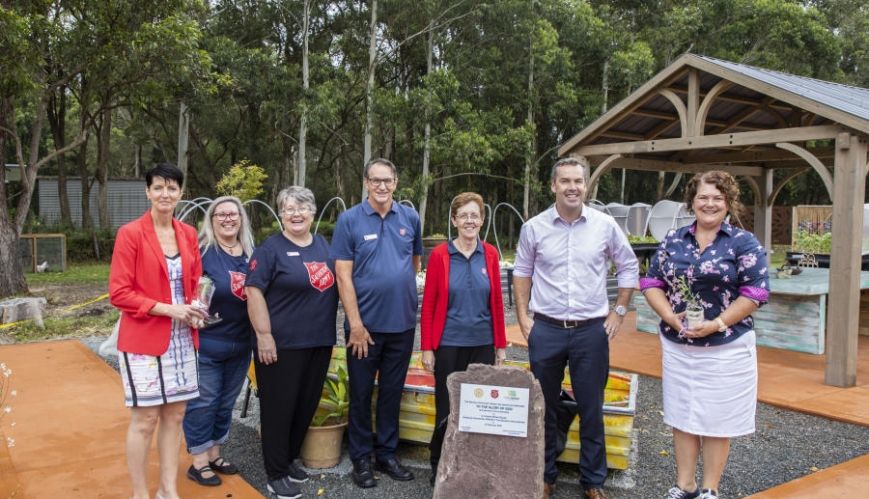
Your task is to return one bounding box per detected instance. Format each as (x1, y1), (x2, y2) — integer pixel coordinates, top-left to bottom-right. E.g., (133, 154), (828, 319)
(697, 55), (869, 123)
(559, 53), (869, 159)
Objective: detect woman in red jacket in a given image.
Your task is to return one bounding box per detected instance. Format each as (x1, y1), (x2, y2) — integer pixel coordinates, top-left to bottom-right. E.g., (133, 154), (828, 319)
(109, 163), (205, 499)
(420, 191), (506, 485)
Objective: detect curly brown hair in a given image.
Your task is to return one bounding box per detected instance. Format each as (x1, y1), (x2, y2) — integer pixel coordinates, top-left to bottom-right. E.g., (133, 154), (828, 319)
(683, 170), (744, 222)
(450, 192), (485, 220)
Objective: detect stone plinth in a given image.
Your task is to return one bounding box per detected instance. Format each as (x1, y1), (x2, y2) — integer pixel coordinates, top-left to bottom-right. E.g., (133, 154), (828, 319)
(433, 364), (545, 499)
(0, 297), (47, 328)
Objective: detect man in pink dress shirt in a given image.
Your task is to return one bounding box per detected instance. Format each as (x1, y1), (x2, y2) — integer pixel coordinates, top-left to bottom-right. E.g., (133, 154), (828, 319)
(513, 157), (639, 499)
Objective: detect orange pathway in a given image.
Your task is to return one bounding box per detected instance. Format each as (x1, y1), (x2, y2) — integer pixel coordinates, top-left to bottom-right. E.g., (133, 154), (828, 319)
(0, 340), (263, 498)
(507, 313), (869, 497)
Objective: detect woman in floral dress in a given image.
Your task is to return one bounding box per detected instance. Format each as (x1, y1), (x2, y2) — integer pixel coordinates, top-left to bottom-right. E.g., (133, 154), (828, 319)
(640, 171), (770, 499)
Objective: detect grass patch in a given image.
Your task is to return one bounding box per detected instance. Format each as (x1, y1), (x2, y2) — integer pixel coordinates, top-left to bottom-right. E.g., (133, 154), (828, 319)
(25, 262), (110, 286)
(2, 309), (118, 342)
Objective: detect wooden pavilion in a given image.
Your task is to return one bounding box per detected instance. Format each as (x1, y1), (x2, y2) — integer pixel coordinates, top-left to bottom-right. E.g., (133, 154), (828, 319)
(559, 54), (869, 387)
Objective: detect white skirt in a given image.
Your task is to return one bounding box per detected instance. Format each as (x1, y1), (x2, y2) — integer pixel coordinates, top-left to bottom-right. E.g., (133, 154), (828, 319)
(660, 331), (757, 437)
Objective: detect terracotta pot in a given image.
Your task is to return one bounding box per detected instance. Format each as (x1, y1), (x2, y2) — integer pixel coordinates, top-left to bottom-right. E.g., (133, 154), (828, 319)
(300, 421), (348, 469)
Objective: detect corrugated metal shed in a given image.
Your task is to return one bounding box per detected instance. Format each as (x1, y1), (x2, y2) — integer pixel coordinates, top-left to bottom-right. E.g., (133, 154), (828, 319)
(698, 55), (869, 123)
(37, 177), (149, 228)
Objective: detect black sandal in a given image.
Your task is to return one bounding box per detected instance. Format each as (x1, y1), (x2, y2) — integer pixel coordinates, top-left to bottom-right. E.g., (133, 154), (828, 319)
(209, 457), (239, 475)
(187, 464), (222, 486)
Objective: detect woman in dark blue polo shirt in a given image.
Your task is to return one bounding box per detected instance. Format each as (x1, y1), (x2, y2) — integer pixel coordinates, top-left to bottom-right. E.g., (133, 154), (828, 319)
(245, 186), (338, 499)
(420, 192), (507, 485)
(183, 195), (254, 487)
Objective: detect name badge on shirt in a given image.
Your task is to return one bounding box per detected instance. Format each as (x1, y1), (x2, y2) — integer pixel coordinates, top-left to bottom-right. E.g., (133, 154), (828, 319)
(363, 233), (378, 241)
(286, 251), (300, 257)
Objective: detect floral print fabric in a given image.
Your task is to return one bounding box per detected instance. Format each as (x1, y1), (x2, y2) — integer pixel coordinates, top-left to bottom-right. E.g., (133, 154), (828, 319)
(640, 222), (770, 346)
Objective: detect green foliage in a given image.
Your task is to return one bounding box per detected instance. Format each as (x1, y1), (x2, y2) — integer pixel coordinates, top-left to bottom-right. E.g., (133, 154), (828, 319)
(793, 230), (832, 254)
(311, 362), (350, 427)
(64, 230), (117, 263)
(675, 275), (701, 309)
(216, 160), (268, 202)
(628, 235), (658, 244)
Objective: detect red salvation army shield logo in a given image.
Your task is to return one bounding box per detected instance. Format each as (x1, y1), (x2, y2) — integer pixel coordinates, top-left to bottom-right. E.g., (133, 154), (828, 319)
(304, 261), (335, 292)
(229, 271), (247, 300)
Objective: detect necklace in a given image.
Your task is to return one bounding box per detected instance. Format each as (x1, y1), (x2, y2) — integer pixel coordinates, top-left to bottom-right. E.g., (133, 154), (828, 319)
(218, 239), (239, 249)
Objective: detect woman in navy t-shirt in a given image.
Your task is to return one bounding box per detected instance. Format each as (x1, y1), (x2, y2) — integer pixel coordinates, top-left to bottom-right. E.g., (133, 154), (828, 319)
(183, 196), (255, 487)
(245, 186), (338, 497)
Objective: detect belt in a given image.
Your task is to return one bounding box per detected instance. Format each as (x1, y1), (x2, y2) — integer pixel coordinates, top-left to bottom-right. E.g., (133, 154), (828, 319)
(534, 313), (603, 329)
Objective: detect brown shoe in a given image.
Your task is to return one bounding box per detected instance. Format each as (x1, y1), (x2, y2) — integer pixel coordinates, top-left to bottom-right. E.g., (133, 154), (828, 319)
(585, 488), (608, 499)
(543, 482), (555, 498)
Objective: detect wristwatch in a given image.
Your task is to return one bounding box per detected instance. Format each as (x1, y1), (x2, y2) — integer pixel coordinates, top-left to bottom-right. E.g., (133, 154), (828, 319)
(715, 316), (728, 332)
(614, 305), (627, 317)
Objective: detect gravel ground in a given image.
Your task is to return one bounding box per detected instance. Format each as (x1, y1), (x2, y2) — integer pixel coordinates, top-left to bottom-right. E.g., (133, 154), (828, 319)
(79, 312), (869, 499)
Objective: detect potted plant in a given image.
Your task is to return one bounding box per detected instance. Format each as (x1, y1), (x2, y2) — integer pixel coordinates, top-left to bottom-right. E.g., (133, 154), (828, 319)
(675, 275), (704, 330)
(300, 360), (350, 468)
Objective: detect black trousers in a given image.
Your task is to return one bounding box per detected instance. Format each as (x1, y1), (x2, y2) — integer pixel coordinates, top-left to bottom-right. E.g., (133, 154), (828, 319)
(529, 318), (609, 489)
(255, 346), (332, 480)
(346, 329), (415, 461)
(428, 344), (495, 470)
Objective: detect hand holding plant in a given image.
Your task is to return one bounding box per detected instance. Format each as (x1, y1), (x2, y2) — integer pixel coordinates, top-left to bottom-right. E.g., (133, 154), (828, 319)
(675, 275), (704, 332)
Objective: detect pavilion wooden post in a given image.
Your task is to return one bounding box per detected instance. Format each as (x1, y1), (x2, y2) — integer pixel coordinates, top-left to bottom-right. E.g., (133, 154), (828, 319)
(826, 132), (868, 387)
(753, 169), (773, 251)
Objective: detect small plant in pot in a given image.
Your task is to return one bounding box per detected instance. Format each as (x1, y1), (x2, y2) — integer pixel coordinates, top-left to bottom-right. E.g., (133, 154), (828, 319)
(675, 274), (704, 330)
(300, 362), (350, 469)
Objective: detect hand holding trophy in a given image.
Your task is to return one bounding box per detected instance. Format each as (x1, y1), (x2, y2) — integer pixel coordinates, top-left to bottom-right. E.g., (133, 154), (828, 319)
(192, 275), (222, 328)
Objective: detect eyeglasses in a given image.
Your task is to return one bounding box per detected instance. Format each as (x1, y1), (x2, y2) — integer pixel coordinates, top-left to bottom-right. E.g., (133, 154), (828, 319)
(282, 207), (311, 216)
(366, 177), (395, 187)
(695, 195), (726, 204)
(455, 213), (481, 222)
(213, 212), (240, 221)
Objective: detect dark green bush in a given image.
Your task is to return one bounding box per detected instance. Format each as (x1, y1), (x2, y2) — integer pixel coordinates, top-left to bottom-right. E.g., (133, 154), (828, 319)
(66, 229), (116, 262)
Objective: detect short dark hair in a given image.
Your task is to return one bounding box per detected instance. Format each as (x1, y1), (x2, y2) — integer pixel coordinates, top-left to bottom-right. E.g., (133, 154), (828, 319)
(550, 156), (589, 182)
(364, 158), (397, 179)
(145, 163), (184, 188)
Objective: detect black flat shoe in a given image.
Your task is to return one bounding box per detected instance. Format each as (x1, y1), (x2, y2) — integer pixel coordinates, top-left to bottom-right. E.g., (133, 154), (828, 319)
(187, 464), (222, 486)
(351, 458), (377, 488)
(375, 457), (414, 481)
(209, 457), (239, 475)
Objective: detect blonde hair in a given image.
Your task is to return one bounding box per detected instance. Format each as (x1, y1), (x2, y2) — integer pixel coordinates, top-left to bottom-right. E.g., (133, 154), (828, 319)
(200, 196), (255, 257)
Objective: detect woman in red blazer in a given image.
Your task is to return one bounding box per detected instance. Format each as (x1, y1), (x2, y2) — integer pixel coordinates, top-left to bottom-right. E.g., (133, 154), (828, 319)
(420, 192), (507, 484)
(109, 163), (205, 499)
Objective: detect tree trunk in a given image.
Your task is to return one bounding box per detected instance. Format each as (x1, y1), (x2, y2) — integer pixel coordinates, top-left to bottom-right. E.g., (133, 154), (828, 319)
(0, 225), (26, 297)
(656, 171), (666, 200)
(48, 86), (72, 226)
(362, 0), (378, 199)
(297, 0), (310, 187)
(78, 135), (92, 230)
(96, 106), (111, 229)
(522, 0), (536, 220)
(0, 97), (27, 297)
(177, 101), (189, 176)
(419, 27), (434, 236)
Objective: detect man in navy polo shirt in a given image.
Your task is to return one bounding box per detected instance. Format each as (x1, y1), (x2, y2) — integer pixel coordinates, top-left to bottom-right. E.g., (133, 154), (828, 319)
(331, 158), (423, 489)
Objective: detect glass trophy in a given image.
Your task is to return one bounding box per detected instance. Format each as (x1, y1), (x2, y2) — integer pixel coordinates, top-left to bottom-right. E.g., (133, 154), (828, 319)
(192, 275), (222, 326)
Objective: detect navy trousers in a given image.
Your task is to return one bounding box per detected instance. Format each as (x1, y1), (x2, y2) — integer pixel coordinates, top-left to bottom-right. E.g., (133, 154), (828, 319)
(528, 317), (609, 488)
(346, 328), (415, 462)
